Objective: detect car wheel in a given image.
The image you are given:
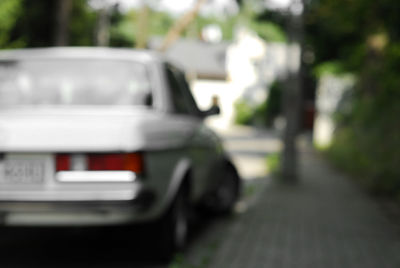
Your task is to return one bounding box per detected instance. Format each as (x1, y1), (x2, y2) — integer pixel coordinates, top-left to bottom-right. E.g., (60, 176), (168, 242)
(209, 165), (240, 214)
(156, 186), (189, 260)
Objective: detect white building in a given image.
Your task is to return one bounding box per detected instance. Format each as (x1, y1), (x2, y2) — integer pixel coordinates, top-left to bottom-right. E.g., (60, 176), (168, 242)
(151, 27), (296, 131)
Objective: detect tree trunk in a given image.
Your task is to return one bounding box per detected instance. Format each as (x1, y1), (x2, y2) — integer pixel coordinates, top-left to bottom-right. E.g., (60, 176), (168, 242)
(54, 0), (72, 46)
(96, 7), (110, 47)
(281, 0), (304, 182)
(281, 69), (301, 181)
(136, 4), (149, 49)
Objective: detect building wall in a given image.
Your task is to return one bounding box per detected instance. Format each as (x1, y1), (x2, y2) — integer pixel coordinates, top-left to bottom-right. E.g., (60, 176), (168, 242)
(313, 74), (355, 147)
(191, 27), (296, 131)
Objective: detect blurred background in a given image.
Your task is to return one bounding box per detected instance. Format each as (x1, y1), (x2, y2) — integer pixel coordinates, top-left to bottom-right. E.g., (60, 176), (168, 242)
(2, 0), (396, 196)
(1, 0), (400, 267)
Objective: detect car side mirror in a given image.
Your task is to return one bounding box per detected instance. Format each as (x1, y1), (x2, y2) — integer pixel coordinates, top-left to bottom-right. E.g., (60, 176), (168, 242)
(144, 92), (153, 106)
(202, 95), (220, 117)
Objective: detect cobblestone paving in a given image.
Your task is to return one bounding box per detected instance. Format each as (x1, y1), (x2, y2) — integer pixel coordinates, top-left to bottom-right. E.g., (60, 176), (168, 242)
(207, 146), (400, 268)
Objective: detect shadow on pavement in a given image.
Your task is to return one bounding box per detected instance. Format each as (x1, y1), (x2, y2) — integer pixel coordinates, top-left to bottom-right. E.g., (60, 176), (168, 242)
(0, 226), (166, 268)
(0, 214), (237, 268)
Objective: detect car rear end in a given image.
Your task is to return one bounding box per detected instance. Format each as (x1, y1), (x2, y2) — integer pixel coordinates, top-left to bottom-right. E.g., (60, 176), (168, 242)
(0, 49), (159, 226)
(0, 150), (155, 226)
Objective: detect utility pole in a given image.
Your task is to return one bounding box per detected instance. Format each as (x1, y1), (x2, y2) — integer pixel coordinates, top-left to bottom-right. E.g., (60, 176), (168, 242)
(281, 0), (304, 182)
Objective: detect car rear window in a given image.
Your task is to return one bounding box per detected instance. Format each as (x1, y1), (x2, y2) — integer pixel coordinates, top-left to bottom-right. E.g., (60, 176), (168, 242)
(0, 59), (152, 106)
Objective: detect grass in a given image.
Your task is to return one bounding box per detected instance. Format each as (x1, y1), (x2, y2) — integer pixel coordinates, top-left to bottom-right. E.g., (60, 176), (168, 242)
(266, 152), (281, 176)
(168, 241), (220, 268)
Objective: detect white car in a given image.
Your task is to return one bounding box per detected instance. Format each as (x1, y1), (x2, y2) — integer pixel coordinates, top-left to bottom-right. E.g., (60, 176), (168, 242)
(0, 47), (240, 257)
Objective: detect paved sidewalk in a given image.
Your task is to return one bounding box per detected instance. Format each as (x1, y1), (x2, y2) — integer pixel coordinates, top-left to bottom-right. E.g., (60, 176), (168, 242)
(207, 139), (400, 268)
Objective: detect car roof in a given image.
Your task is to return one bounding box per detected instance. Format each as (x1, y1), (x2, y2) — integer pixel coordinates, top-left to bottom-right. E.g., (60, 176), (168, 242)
(0, 47), (165, 64)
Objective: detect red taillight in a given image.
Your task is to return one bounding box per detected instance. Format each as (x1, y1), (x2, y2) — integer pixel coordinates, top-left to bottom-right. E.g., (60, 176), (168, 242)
(88, 154), (123, 170)
(56, 154), (70, 171)
(124, 153), (143, 173)
(56, 153), (143, 173)
(88, 153), (143, 173)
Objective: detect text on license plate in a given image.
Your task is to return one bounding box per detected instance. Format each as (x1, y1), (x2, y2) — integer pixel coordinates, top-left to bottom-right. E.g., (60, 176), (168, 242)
(0, 160), (45, 184)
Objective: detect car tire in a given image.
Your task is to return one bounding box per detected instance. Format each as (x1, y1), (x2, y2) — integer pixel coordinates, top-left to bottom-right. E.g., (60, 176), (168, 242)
(207, 165), (240, 215)
(156, 186), (189, 261)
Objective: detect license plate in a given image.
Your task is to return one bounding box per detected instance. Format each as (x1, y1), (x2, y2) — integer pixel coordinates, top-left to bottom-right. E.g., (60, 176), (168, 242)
(0, 160), (45, 184)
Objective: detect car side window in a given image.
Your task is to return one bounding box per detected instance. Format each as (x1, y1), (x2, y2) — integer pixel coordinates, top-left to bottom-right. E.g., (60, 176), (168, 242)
(174, 71), (202, 117)
(166, 66), (191, 115)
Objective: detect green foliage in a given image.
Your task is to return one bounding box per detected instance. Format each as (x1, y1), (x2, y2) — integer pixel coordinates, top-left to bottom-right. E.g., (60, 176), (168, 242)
(264, 82), (282, 124)
(0, 0), (24, 48)
(252, 99), (268, 126)
(327, 105), (400, 195)
(7, 0), (56, 47)
(253, 82), (282, 126)
(234, 100), (254, 125)
(313, 61), (346, 78)
(188, 8), (286, 42)
(149, 10), (175, 37)
(307, 0), (400, 196)
(248, 20), (287, 43)
(306, 0), (400, 70)
(234, 82), (282, 127)
(2, 0), (98, 48)
(216, 16), (238, 41)
(109, 10), (137, 47)
(266, 153), (281, 176)
(190, 15), (238, 40)
(69, 0), (97, 46)
(108, 8), (237, 46)
(0, 1), (285, 49)
(108, 9), (180, 47)
(237, 3), (287, 43)
(325, 54), (400, 195)
(254, 9), (287, 31)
